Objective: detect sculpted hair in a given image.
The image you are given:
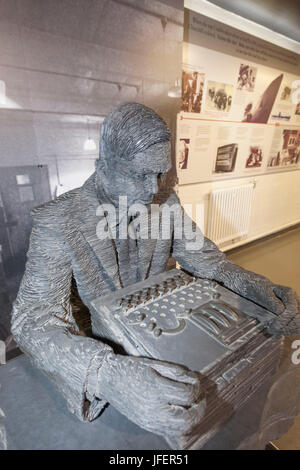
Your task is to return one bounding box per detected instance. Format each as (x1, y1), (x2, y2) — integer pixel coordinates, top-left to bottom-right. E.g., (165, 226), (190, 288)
(99, 102), (171, 163)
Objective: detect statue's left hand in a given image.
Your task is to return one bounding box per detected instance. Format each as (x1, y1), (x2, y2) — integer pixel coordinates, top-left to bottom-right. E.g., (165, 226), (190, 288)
(264, 284), (300, 336)
(245, 275), (300, 336)
(214, 260), (300, 337)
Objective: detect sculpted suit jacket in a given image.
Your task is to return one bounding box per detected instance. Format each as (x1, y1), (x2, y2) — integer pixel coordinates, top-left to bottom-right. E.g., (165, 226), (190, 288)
(11, 173), (226, 421)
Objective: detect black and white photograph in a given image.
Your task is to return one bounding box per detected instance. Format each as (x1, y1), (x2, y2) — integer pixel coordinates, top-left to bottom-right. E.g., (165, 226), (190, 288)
(245, 145), (263, 168)
(268, 129), (300, 167)
(205, 81), (234, 113)
(178, 138), (190, 169)
(281, 85), (292, 101)
(237, 64), (257, 91)
(181, 68), (205, 113)
(214, 143), (238, 173)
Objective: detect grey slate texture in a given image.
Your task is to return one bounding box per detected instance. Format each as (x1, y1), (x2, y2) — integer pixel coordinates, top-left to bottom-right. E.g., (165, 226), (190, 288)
(11, 103), (300, 444)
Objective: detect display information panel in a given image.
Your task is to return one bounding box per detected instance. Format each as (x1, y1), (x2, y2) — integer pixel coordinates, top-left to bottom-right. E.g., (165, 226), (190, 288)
(177, 7), (300, 184)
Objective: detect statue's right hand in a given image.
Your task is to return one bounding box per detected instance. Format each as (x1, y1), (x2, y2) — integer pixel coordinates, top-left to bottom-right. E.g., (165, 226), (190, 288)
(96, 352), (206, 438)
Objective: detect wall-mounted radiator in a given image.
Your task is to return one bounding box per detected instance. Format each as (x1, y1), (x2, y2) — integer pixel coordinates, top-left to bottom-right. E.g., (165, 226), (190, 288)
(207, 183), (255, 246)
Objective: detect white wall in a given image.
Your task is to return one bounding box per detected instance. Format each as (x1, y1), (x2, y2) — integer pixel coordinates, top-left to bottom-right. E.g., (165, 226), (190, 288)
(180, 0), (300, 250)
(178, 170), (300, 250)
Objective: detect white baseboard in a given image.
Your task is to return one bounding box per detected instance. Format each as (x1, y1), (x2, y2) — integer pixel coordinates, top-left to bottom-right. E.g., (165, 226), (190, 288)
(222, 220), (300, 252)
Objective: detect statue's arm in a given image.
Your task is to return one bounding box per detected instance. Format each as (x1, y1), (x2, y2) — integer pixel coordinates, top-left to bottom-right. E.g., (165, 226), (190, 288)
(211, 257), (300, 336)
(11, 214), (206, 435)
(172, 206), (300, 336)
(11, 219), (113, 421)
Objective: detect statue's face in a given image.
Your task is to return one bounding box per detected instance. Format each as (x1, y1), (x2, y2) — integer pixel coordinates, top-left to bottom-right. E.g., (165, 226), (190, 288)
(100, 140), (171, 206)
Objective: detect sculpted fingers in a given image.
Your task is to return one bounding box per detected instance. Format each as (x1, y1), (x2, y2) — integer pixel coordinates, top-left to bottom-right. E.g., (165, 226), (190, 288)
(164, 400), (207, 436)
(152, 372), (203, 407)
(265, 287), (300, 336)
(149, 360), (199, 384)
(126, 402), (178, 436)
(273, 285), (299, 313)
(136, 400), (206, 437)
(285, 319), (300, 336)
(181, 403), (207, 435)
(99, 355), (207, 438)
(263, 285), (285, 315)
(266, 314), (300, 337)
(266, 319), (284, 337)
(282, 314), (300, 336)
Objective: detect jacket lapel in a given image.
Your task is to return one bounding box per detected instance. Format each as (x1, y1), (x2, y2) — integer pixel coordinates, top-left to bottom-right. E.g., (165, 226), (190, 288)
(136, 206), (158, 280)
(74, 173), (171, 289)
(76, 173), (121, 290)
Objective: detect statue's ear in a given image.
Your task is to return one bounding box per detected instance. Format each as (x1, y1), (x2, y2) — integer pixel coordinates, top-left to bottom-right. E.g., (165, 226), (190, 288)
(96, 152), (112, 180)
(95, 156), (107, 173)
(98, 127), (110, 175)
(97, 142), (106, 172)
(95, 158), (101, 171)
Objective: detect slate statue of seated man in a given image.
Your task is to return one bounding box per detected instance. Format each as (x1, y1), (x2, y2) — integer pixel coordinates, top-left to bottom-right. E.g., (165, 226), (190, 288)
(11, 102), (300, 439)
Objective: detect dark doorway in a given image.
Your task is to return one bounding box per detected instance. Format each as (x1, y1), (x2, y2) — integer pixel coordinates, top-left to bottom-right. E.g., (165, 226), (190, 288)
(0, 165), (51, 341)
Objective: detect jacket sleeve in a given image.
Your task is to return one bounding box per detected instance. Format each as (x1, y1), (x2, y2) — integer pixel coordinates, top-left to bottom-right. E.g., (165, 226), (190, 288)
(171, 203), (269, 288)
(171, 204), (300, 331)
(171, 202), (226, 279)
(11, 217), (113, 421)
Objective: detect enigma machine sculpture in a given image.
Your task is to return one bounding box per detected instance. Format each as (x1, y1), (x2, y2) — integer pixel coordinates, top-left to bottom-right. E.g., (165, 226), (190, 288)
(91, 269), (281, 449)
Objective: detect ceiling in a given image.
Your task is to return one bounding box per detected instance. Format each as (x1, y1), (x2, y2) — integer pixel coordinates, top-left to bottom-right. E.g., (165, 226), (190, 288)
(208, 0), (300, 43)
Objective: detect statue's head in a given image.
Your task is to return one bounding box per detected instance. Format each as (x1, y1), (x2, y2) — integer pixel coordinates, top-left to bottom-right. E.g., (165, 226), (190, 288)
(96, 102), (171, 206)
